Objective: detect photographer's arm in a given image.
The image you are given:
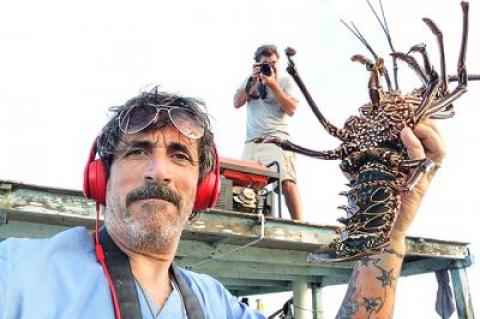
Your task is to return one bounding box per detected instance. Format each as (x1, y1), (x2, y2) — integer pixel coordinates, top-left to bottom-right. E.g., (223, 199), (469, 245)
(335, 121), (445, 318)
(234, 89), (249, 109)
(261, 75), (297, 116)
(234, 67), (262, 109)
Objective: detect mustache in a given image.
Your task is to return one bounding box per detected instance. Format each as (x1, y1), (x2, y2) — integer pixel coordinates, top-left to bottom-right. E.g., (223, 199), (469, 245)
(126, 182), (181, 210)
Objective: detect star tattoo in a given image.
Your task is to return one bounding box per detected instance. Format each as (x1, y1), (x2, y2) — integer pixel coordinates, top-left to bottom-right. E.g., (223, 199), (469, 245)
(363, 297), (382, 313)
(376, 268), (395, 287)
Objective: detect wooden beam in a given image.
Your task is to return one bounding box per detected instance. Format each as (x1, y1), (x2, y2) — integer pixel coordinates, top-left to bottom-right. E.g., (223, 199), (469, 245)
(406, 237), (470, 260)
(450, 262), (476, 319)
(1, 208), (95, 230)
(184, 209), (336, 250)
(175, 257), (352, 278)
(230, 286), (290, 296)
(0, 219), (70, 239)
(312, 282), (324, 319)
(175, 264), (323, 283)
(177, 239), (353, 269)
(0, 183), (95, 217)
(216, 278), (289, 288)
(401, 258), (455, 277)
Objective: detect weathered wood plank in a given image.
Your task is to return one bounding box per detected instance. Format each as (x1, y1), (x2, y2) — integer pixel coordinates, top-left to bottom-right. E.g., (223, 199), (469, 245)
(312, 282), (324, 319)
(0, 219), (71, 239)
(177, 266), (323, 283)
(406, 237), (470, 260)
(229, 286), (289, 296)
(0, 184), (95, 217)
(215, 278), (289, 288)
(177, 240), (353, 269)
(401, 258), (455, 277)
(176, 257), (353, 278)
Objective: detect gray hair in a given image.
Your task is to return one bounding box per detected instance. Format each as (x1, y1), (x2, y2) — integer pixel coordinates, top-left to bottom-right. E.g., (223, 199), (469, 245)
(96, 87), (216, 182)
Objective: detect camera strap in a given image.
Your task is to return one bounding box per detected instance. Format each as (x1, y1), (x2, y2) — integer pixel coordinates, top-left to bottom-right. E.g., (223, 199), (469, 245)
(98, 227), (205, 319)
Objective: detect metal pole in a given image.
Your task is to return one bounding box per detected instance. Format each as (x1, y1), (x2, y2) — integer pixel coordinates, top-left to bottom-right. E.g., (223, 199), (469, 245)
(267, 161), (282, 219)
(292, 280), (312, 319)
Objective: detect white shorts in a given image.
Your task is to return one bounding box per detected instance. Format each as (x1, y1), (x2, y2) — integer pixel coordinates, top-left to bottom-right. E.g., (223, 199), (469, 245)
(241, 141), (297, 183)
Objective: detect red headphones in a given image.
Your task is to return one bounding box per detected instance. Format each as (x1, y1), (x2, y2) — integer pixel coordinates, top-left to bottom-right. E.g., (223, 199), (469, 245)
(83, 139), (221, 211)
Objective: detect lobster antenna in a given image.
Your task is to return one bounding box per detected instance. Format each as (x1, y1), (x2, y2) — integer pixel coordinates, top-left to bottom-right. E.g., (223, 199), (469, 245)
(367, 0), (399, 91)
(342, 19), (393, 90)
(341, 19), (378, 59)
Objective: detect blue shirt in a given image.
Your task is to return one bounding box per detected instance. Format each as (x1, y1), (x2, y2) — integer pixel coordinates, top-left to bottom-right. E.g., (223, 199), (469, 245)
(0, 227), (265, 319)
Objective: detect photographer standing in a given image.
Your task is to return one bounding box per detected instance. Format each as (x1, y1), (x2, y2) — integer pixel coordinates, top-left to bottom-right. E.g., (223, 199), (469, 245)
(233, 44), (303, 221)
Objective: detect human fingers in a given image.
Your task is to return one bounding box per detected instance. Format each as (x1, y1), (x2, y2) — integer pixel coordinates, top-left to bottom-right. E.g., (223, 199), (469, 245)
(252, 65), (260, 76)
(400, 127), (425, 161)
(400, 124), (446, 163)
(412, 123), (446, 163)
(420, 118), (441, 136)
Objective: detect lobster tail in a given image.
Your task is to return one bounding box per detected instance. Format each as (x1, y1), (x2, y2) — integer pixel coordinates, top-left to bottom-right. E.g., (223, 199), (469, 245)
(315, 163), (402, 262)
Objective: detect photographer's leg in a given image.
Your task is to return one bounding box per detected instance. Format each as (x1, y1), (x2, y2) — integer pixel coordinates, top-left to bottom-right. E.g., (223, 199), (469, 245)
(282, 180), (303, 221)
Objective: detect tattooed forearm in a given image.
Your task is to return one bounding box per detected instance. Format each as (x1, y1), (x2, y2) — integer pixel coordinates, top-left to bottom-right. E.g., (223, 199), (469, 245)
(360, 256), (381, 267)
(336, 245), (405, 318)
(383, 247), (405, 259)
(337, 271), (385, 319)
(336, 267), (361, 318)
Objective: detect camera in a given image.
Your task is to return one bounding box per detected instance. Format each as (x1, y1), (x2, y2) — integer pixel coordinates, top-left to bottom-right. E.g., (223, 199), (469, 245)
(259, 63), (272, 76)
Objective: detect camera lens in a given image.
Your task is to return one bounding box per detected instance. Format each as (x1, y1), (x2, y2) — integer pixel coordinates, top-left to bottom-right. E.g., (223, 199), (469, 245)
(260, 63), (272, 76)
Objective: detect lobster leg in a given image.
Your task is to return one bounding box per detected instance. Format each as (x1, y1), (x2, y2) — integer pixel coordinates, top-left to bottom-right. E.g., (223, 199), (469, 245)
(429, 111), (455, 119)
(260, 136), (343, 160)
(408, 44), (438, 82)
(404, 158), (439, 191)
(391, 52), (428, 85)
(285, 48), (346, 140)
(425, 86), (467, 118)
(423, 18), (447, 94)
(414, 80), (442, 123)
(426, 2), (469, 118)
(392, 51), (444, 123)
(401, 158), (428, 168)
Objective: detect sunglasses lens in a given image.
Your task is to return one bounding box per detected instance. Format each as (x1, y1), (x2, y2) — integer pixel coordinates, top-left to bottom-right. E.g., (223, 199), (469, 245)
(120, 104), (157, 133)
(169, 108), (204, 139)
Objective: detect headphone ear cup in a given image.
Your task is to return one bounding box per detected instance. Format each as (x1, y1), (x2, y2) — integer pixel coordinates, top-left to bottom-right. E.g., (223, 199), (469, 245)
(83, 141), (107, 206)
(193, 144), (221, 212)
(88, 160), (107, 206)
(193, 170), (220, 211)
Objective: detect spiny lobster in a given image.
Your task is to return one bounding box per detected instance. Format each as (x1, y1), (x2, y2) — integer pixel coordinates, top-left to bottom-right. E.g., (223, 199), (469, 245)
(265, 1), (473, 261)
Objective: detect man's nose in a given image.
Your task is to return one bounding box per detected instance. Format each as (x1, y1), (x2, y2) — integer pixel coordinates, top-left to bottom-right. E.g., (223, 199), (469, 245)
(144, 155), (173, 183)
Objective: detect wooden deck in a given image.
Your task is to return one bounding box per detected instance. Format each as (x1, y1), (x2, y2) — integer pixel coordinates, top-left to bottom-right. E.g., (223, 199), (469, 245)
(0, 180), (475, 318)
